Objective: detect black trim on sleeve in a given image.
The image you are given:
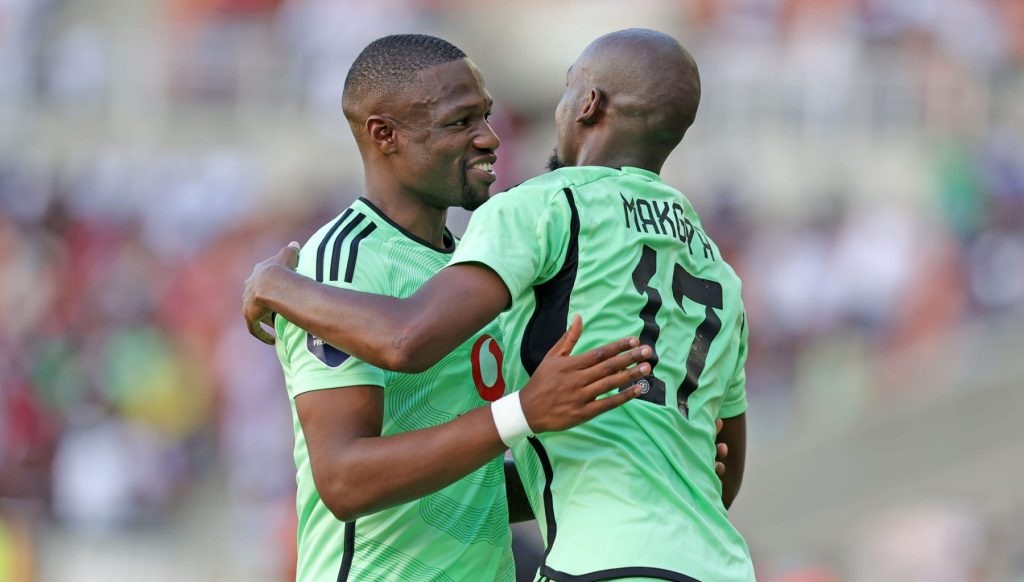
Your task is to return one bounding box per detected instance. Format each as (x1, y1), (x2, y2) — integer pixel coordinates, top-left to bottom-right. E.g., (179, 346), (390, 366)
(344, 223), (378, 283)
(329, 213), (366, 282)
(520, 188), (580, 375)
(316, 208), (353, 283)
(337, 520), (356, 581)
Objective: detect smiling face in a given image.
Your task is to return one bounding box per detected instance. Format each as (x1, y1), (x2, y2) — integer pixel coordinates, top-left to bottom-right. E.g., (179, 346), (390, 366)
(389, 58), (499, 211)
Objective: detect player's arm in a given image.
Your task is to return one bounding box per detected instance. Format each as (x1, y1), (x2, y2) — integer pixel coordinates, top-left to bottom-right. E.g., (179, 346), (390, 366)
(245, 187), (572, 373)
(300, 383), (500, 521)
(300, 318), (650, 521)
(716, 412), (746, 509)
(246, 245), (510, 373)
(503, 458), (533, 523)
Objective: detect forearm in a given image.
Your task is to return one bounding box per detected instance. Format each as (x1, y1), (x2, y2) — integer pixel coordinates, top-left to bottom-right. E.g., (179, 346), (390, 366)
(257, 264), (501, 372)
(317, 405), (506, 521)
(257, 265), (415, 370)
(721, 470), (742, 510)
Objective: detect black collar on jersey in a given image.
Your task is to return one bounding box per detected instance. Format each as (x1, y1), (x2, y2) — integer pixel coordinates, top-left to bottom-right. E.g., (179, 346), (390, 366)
(358, 196), (456, 254)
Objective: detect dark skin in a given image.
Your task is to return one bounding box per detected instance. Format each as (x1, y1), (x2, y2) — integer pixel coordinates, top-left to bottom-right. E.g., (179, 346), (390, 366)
(716, 415), (745, 509)
(271, 57), (652, 523)
(345, 59), (498, 245)
(246, 31), (746, 508)
(258, 243), (732, 516)
(303, 313), (649, 521)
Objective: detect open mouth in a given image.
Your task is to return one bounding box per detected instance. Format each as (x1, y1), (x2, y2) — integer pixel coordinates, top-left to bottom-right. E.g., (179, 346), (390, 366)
(467, 160), (496, 181)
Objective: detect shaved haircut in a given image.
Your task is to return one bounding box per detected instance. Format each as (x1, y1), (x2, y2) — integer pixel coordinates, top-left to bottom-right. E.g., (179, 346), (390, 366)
(342, 34), (467, 123)
(581, 28), (700, 149)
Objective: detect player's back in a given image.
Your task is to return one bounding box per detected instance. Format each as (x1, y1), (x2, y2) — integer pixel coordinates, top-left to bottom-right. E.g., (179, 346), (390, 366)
(454, 167), (754, 581)
(275, 198), (514, 582)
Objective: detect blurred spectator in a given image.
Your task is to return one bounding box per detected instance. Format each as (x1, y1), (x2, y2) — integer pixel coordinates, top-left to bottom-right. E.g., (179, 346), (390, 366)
(2, 0), (1023, 579)
(850, 504), (988, 582)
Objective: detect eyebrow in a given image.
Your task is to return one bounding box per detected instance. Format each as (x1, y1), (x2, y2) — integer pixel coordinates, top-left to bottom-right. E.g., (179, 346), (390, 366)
(442, 99), (493, 117)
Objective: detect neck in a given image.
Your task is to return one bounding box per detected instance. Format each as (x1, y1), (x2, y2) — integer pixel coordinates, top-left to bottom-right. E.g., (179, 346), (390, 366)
(363, 170), (449, 248)
(573, 128), (668, 174)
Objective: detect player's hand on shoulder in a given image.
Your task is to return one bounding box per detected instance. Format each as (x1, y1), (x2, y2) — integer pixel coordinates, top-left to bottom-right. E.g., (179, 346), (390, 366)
(518, 315), (651, 433)
(242, 241), (301, 345)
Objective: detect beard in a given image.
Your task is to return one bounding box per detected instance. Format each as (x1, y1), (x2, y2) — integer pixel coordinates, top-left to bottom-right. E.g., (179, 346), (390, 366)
(459, 163), (489, 211)
(546, 149), (564, 172)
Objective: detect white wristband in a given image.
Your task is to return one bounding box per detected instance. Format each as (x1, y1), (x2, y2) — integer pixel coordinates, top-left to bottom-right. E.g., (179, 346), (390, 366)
(490, 392), (534, 447)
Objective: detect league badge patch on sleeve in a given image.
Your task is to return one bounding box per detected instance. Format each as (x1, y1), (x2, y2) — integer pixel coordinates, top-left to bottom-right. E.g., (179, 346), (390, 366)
(306, 333), (350, 367)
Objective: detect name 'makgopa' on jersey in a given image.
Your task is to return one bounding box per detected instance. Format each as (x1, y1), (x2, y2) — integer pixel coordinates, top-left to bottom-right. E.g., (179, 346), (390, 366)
(448, 166), (754, 582)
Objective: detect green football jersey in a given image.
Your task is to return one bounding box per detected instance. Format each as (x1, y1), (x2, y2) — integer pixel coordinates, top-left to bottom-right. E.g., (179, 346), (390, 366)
(275, 198), (515, 582)
(449, 167), (754, 582)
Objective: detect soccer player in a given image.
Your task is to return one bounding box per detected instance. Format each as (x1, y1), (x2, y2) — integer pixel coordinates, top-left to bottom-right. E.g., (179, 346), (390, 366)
(248, 29), (754, 581)
(264, 35), (652, 581)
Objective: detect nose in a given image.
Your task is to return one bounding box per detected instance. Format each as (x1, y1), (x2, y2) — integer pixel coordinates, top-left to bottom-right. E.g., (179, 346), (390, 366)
(474, 119), (500, 152)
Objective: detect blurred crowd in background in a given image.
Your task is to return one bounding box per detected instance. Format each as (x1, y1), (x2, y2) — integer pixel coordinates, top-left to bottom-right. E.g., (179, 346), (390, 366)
(1, 0), (1023, 580)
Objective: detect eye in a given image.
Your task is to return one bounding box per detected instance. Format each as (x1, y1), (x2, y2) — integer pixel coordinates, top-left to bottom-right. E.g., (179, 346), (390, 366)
(449, 118), (469, 127)
(484, 111), (493, 121)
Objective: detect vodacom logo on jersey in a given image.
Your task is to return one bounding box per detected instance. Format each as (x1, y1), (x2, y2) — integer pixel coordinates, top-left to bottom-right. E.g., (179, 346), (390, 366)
(470, 334), (506, 401)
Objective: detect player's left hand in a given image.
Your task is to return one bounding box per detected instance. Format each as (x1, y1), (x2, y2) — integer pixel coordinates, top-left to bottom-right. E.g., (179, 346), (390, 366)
(243, 241), (301, 345)
(517, 315), (650, 434)
(715, 418), (728, 478)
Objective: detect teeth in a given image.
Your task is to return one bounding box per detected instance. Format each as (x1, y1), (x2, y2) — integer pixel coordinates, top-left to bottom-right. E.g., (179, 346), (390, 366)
(471, 162), (494, 173)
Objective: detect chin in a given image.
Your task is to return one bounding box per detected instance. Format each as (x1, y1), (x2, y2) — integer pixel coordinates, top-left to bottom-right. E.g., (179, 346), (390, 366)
(461, 188), (491, 211)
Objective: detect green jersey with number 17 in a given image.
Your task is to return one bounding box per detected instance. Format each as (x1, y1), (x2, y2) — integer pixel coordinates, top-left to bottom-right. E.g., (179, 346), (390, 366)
(275, 197), (514, 582)
(448, 166), (754, 582)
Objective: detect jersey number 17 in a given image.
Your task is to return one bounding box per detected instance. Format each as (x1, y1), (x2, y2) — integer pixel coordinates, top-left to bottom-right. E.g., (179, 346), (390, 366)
(625, 244), (723, 417)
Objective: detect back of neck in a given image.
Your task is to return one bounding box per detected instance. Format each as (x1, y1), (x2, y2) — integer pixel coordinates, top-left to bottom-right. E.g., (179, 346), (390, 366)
(574, 134), (666, 174)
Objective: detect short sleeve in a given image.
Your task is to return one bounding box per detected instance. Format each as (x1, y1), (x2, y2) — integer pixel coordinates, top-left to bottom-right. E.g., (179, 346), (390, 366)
(275, 239), (390, 399)
(277, 316), (386, 399)
(719, 312), (749, 419)
(447, 187), (572, 301)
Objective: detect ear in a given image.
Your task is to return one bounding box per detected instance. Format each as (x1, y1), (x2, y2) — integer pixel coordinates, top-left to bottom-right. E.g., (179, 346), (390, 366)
(576, 88), (604, 126)
(366, 115), (399, 154)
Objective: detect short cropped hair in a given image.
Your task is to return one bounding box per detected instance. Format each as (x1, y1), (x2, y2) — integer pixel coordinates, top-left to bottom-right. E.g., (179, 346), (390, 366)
(342, 34), (467, 119)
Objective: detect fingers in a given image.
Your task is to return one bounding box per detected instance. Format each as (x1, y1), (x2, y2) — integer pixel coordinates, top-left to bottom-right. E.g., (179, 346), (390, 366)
(715, 418), (724, 437)
(252, 325), (276, 345)
(715, 461), (726, 477)
(244, 240), (298, 345)
(248, 317), (276, 345)
(579, 344), (652, 385)
(586, 383), (642, 416)
(573, 335), (640, 369)
(549, 314), (583, 357)
(582, 361), (651, 400)
(716, 442), (728, 461)
(279, 241), (300, 269)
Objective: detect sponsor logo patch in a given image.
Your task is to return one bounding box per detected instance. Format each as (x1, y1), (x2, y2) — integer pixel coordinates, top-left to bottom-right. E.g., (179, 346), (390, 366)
(306, 333), (350, 367)
(470, 334), (506, 402)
